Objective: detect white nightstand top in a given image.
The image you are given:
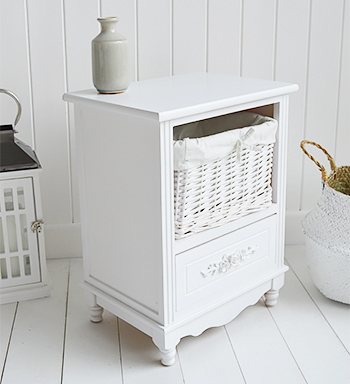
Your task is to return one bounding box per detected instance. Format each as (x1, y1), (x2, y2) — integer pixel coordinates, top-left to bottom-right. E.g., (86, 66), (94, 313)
(63, 72), (298, 121)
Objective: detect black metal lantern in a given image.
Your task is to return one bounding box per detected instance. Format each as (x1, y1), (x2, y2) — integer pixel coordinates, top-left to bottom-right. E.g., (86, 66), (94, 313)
(0, 89), (49, 303)
(0, 89), (40, 172)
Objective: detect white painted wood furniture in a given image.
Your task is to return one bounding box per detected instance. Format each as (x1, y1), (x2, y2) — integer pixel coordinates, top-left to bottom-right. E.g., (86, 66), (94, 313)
(64, 72), (298, 366)
(0, 169), (50, 304)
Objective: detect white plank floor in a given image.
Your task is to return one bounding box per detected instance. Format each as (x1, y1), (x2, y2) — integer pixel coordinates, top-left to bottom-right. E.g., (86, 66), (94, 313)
(1, 245), (349, 384)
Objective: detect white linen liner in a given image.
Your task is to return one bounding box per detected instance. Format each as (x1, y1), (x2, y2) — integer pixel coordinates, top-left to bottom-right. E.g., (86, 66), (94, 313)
(173, 112), (277, 171)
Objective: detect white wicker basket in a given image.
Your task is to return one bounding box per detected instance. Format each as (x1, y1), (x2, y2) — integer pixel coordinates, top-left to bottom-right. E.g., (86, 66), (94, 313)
(302, 185), (350, 304)
(173, 112), (277, 239)
(300, 141), (350, 305)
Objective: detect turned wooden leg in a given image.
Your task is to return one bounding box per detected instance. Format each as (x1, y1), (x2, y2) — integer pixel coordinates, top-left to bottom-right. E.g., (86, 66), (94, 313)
(89, 304), (104, 323)
(159, 347), (176, 366)
(265, 289), (279, 307)
(84, 291), (104, 323)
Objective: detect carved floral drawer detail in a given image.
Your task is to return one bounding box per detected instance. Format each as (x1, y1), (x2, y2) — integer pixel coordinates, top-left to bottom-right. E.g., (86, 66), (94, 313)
(201, 245), (259, 278)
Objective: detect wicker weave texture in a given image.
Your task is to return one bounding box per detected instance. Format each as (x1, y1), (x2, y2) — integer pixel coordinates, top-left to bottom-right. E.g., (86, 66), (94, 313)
(302, 184), (350, 304)
(300, 140), (350, 304)
(174, 143), (274, 239)
(304, 235), (350, 305)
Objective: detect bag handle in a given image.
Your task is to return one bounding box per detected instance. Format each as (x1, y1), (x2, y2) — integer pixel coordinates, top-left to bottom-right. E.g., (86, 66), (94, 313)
(0, 89), (22, 129)
(300, 140), (337, 180)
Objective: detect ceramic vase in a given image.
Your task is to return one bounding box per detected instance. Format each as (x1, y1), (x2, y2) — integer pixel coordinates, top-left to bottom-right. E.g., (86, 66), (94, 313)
(92, 17), (130, 94)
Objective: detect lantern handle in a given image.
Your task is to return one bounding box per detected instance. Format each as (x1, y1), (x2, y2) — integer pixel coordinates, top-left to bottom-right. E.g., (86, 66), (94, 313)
(0, 89), (22, 128)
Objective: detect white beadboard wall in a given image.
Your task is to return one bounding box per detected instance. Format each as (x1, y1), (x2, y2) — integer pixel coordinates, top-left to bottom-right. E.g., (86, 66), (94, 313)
(0, 0), (348, 258)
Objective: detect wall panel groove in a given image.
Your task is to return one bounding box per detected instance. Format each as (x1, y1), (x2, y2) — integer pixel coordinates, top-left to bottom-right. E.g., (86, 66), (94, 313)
(137, 0), (172, 80)
(334, 0), (349, 166)
(241, 0), (276, 80)
(300, 0), (344, 211)
(272, 0), (278, 81)
(170, 0), (174, 76)
(238, 0), (243, 76)
(207, 0), (242, 76)
(298, 0), (313, 212)
(24, 0), (36, 151)
(134, 0), (139, 81)
(61, 0), (73, 224)
(171, 0), (174, 75)
(205, 0), (209, 73)
(26, 0), (72, 225)
(173, 0), (207, 75)
(334, 0), (348, 162)
(275, 0), (311, 213)
(98, 0), (102, 17)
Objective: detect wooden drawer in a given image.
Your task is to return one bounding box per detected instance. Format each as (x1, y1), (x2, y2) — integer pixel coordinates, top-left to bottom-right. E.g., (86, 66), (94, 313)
(175, 215), (276, 312)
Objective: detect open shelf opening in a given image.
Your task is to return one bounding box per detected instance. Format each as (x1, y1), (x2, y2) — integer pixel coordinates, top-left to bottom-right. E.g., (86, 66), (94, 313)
(173, 104), (277, 241)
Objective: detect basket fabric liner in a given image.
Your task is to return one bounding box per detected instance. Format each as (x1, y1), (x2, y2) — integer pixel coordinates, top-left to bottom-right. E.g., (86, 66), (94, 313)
(173, 112), (277, 239)
(173, 112), (277, 171)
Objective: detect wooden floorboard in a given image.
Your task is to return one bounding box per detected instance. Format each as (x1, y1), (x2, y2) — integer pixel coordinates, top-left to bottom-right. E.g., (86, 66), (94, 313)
(270, 250), (350, 384)
(177, 325), (245, 384)
(285, 245), (350, 353)
(118, 319), (184, 384)
(225, 298), (306, 384)
(1, 259), (69, 384)
(0, 303), (17, 379)
(61, 258), (123, 384)
(0, 246), (349, 384)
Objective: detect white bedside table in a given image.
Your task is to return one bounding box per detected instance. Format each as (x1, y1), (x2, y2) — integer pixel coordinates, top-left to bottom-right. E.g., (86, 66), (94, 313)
(64, 72), (298, 365)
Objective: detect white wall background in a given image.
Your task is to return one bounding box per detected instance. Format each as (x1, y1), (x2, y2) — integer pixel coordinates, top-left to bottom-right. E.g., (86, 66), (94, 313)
(0, 0), (348, 258)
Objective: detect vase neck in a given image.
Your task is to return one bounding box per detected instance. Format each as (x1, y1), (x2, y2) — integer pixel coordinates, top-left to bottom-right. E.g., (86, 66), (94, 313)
(98, 17), (119, 33)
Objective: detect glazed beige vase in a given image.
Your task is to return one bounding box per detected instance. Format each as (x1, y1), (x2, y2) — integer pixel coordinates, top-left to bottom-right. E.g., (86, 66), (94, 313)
(92, 17), (130, 94)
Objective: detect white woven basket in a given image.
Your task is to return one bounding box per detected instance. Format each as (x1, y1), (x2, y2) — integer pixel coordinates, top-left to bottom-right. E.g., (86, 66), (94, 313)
(301, 185), (350, 304)
(300, 141), (350, 305)
(173, 112), (277, 239)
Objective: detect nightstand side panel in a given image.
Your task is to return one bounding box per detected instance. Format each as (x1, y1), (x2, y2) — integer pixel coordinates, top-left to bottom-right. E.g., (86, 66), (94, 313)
(74, 104), (164, 320)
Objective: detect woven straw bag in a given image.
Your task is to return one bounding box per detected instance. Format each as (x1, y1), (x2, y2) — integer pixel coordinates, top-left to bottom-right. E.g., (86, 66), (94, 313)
(300, 140), (350, 304)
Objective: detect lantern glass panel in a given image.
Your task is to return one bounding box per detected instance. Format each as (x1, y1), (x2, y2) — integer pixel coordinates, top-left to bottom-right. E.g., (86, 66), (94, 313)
(10, 256), (20, 278)
(6, 216), (18, 252)
(4, 188), (14, 211)
(0, 258), (7, 279)
(24, 255), (31, 276)
(17, 187), (25, 209)
(0, 218), (4, 253)
(19, 214), (29, 251)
